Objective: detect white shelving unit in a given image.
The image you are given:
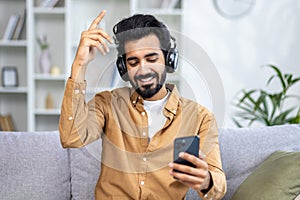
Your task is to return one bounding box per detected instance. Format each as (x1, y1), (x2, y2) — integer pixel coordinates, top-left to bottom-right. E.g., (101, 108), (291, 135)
(29, 0), (68, 131)
(0, 0), (29, 131)
(0, 0), (184, 131)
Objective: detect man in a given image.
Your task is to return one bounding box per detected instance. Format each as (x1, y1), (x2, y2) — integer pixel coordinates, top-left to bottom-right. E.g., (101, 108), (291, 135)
(59, 10), (226, 199)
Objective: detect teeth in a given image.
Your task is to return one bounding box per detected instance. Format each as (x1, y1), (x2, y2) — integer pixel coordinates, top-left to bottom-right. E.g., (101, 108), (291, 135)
(140, 77), (153, 82)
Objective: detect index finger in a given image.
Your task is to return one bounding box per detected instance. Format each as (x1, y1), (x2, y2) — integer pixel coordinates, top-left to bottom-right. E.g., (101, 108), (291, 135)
(88, 10), (106, 31)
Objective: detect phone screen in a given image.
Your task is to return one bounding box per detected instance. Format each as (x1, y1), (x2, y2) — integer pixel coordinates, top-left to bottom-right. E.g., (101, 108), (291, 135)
(173, 135), (200, 168)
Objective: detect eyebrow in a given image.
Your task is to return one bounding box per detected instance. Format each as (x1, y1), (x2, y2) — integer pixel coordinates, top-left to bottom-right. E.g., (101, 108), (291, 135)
(126, 52), (159, 62)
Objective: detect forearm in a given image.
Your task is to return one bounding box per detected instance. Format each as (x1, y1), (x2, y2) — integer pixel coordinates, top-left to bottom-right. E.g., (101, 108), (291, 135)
(59, 78), (102, 148)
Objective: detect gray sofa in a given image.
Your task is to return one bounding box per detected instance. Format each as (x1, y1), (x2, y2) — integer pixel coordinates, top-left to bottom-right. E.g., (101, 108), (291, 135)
(1, 124), (299, 200)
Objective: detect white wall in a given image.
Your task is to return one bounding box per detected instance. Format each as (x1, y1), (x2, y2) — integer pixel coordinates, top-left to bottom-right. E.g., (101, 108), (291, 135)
(183, 0), (300, 128)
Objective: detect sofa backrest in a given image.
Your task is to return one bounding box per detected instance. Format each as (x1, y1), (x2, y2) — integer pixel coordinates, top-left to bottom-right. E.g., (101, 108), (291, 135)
(219, 124), (300, 200)
(1, 125), (299, 200)
(0, 131), (71, 200)
(69, 139), (101, 200)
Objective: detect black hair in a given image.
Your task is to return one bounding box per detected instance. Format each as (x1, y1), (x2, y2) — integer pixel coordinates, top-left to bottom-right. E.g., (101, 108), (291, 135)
(113, 14), (172, 55)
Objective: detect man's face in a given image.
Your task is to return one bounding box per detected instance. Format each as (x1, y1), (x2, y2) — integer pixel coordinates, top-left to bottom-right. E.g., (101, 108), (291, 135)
(124, 34), (166, 99)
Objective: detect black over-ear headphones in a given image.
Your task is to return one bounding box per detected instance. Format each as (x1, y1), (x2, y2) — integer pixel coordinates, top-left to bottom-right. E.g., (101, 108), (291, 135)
(116, 36), (179, 81)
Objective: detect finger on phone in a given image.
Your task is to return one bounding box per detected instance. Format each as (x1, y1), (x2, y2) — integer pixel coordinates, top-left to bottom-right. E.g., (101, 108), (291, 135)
(88, 10), (106, 31)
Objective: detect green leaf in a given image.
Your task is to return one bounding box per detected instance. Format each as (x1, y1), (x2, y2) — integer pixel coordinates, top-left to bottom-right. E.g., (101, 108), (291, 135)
(272, 107), (296, 125)
(238, 89), (257, 103)
(266, 65), (286, 92)
(232, 117), (243, 128)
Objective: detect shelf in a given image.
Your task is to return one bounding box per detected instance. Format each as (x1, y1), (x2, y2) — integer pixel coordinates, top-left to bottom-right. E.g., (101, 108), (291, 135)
(33, 7), (66, 14)
(0, 40), (27, 47)
(34, 74), (66, 81)
(0, 87), (28, 94)
(34, 108), (61, 115)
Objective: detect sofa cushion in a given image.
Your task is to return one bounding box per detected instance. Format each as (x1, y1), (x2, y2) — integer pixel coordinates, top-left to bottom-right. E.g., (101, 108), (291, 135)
(0, 131), (70, 200)
(69, 139), (101, 200)
(219, 124), (300, 200)
(231, 151), (300, 200)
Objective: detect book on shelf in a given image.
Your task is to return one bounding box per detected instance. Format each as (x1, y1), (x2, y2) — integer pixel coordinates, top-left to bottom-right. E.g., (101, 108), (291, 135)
(0, 114), (15, 131)
(39, 0), (61, 7)
(2, 10), (26, 41)
(12, 10), (26, 40)
(2, 15), (20, 40)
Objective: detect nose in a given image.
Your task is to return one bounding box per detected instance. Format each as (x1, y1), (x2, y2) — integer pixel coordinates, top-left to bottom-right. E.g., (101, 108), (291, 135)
(138, 59), (151, 73)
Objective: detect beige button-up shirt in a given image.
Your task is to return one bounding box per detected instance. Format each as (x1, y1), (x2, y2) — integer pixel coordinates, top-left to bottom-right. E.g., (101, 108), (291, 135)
(59, 78), (226, 199)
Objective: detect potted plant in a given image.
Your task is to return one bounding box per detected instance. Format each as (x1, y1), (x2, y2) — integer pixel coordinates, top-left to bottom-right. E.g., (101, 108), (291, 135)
(232, 65), (300, 127)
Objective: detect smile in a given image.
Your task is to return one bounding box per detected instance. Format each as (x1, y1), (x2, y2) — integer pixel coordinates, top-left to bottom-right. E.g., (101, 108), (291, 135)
(139, 76), (154, 82)
(135, 73), (157, 85)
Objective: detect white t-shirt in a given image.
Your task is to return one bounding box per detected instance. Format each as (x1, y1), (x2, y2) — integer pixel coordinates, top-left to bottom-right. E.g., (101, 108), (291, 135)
(143, 91), (170, 139)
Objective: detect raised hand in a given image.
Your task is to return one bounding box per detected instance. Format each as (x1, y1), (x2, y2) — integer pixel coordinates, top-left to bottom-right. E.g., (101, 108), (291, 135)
(71, 10), (113, 81)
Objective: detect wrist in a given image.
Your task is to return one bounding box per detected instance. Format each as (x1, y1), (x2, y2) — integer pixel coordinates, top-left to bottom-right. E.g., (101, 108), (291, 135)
(71, 62), (87, 82)
(200, 171), (213, 194)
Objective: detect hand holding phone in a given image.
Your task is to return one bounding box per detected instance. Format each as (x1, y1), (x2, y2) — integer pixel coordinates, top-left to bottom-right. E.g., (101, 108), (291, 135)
(173, 135), (200, 171)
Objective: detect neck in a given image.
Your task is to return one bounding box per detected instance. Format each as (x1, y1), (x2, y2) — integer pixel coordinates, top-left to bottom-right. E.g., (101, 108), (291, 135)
(144, 84), (168, 101)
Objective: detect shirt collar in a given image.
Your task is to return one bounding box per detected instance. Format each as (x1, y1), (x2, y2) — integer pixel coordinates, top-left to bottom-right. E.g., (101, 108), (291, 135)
(130, 83), (180, 115)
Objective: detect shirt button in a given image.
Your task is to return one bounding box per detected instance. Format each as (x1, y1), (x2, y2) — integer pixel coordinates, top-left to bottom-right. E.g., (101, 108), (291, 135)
(142, 132), (147, 137)
(141, 112), (145, 116)
(140, 181), (145, 186)
(82, 90), (86, 94)
(143, 157), (147, 162)
(74, 89), (80, 94)
(68, 116), (73, 120)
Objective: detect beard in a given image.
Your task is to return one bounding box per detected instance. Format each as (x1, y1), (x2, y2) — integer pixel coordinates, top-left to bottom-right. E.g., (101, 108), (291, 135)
(130, 69), (167, 99)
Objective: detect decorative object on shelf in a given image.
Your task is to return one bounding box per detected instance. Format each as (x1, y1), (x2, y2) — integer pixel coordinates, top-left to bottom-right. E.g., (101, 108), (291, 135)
(1, 66), (19, 87)
(50, 65), (61, 75)
(45, 92), (54, 109)
(232, 65), (300, 127)
(213, 0), (255, 19)
(37, 34), (52, 74)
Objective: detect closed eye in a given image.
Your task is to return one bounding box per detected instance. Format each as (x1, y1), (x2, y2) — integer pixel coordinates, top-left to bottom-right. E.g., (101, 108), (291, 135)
(128, 60), (139, 67)
(147, 57), (158, 63)
(145, 53), (159, 63)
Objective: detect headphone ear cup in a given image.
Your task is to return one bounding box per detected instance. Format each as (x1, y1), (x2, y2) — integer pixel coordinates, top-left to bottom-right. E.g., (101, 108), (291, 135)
(165, 48), (179, 73)
(116, 56), (129, 81)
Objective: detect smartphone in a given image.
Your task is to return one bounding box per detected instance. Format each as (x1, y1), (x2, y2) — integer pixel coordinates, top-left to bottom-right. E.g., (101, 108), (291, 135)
(173, 135), (200, 170)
